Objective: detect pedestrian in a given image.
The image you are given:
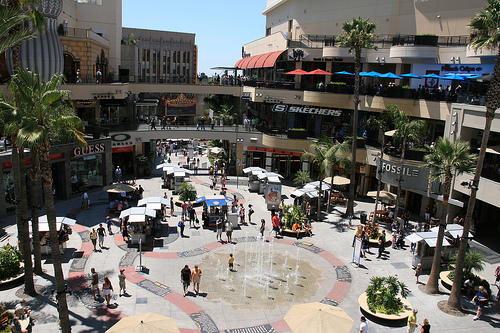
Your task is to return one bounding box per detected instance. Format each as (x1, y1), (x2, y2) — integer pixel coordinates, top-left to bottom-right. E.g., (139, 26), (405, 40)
(122, 225), (129, 242)
(359, 316), (368, 333)
(211, 117), (215, 130)
(472, 285), (489, 320)
(97, 223), (106, 248)
(377, 230), (386, 259)
(216, 217), (223, 242)
(181, 201), (188, 218)
(90, 268), (100, 300)
(420, 318), (430, 333)
(115, 166), (122, 182)
(271, 213), (280, 237)
(228, 253), (234, 271)
(106, 216), (114, 234)
(238, 204), (245, 224)
(348, 214), (352, 229)
(191, 265), (202, 295)
(102, 276), (114, 306)
(118, 269), (126, 296)
(407, 309), (418, 333)
(14, 300), (30, 319)
(10, 317), (27, 333)
(178, 217), (185, 237)
(415, 263), (422, 284)
(150, 116), (156, 130)
(82, 191), (89, 209)
(248, 204), (254, 223)
(225, 219), (233, 243)
(271, 205), (276, 219)
(189, 206), (196, 228)
(181, 265), (191, 296)
(494, 264), (500, 287)
(361, 231), (368, 258)
(260, 219), (265, 237)
(90, 228), (98, 251)
(170, 197), (174, 215)
(353, 225), (363, 247)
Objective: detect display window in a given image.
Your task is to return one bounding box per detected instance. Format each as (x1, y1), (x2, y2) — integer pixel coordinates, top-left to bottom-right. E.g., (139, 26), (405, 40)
(70, 153), (105, 192)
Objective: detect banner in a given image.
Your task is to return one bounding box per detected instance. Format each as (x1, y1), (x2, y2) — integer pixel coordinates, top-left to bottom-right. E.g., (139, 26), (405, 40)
(353, 237), (361, 266)
(377, 158), (433, 192)
(266, 184), (282, 205)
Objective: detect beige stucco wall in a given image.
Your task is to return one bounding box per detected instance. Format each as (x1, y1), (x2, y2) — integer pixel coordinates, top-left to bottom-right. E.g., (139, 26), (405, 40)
(60, 38), (110, 80)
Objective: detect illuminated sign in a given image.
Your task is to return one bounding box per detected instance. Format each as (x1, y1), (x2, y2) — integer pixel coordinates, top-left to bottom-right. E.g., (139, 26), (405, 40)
(272, 104), (342, 116)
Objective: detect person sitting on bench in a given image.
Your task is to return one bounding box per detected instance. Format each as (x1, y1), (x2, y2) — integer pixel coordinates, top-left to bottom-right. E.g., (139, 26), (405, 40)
(292, 221), (302, 239)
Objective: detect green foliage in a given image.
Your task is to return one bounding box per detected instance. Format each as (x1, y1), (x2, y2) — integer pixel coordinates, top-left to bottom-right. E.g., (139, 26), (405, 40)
(449, 250), (484, 278)
(293, 170), (313, 187)
(0, 244), (22, 280)
(135, 154), (151, 166)
(290, 128), (306, 131)
(366, 276), (409, 315)
(402, 85), (411, 89)
(329, 82), (347, 85)
(179, 182), (197, 202)
(337, 17), (378, 53)
(128, 33), (138, 45)
(282, 205), (308, 230)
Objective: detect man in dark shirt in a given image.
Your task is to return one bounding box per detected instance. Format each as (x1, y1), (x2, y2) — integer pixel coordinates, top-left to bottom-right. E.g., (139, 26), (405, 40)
(181, 265), (191, 296)
(97, 223), (106, 248)
(377, 230), (386, 259)
(90, 268), (100, 300)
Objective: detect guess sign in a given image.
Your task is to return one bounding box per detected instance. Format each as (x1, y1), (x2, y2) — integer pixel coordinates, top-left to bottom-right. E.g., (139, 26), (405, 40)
(73, 143), (105, 156)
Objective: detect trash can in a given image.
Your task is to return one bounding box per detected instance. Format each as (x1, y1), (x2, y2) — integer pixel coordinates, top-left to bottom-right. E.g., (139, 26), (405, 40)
(360, 213), (367, 224)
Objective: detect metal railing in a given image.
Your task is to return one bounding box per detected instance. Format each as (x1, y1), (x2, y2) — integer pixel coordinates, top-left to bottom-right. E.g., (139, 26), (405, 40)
(61, 28), (110, 47)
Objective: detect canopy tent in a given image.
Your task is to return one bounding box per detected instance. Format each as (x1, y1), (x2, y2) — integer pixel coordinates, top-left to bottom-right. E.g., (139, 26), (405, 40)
(137, 197), (170, 210)
(242, 166), (267, 174)
(290, 188), (319, 198)
(104, 183), (136, 193)
(30, 216), (77, 233)
(304, 181), (331, 191)
(120, 207), (156, 219)
(195, 195), (233, 206)
(156, 162), (180, 171)
(166, 168), (193, 176)
(430, 224), (473, 238)
(208, 147), (224, 154)
(405, 231), (451, 247)
(256, 172), (284, 180)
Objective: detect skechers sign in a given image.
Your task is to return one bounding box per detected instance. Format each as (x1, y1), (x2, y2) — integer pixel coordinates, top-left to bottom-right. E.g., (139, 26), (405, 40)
(272, 104), (342, 116)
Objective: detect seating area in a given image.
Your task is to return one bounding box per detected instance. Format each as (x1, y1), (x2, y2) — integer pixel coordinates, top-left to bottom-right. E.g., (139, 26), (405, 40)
(330, 192), (347, 205)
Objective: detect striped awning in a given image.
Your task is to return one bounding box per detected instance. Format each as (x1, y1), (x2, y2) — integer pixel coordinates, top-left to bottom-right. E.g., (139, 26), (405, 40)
(235, 50), (286, 69)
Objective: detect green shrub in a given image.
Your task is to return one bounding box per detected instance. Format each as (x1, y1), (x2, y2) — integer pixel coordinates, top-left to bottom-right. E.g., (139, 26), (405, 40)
(366, 276), (409, 315)
(179, 182), (197, 202)
(282, 204), (309, 230)
(448, 250), (484, 286)
(0, 244), (22, 280)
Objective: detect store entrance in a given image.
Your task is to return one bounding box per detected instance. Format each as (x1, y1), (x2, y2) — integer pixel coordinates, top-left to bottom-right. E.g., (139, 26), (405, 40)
(51, 161), (65, 199)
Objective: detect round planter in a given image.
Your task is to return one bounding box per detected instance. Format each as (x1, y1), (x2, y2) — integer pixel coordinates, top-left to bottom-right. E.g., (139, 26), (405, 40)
(439, 270), (486, 290)
(0, 262), (25, 286)
(358, 292), (413, 320)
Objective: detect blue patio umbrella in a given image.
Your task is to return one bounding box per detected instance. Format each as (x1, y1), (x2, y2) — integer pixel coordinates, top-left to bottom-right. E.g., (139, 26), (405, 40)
(379, 72), (403, 79)
(334, 71), (354, 75)
(421, 73), (445, 79)
(400, 73), (421, 78)
(360, 71), (381, 77)
(440, 74), (466, 81)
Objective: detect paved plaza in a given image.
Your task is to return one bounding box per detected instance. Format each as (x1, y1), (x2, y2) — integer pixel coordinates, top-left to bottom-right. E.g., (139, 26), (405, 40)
(0, 151), (499, 332)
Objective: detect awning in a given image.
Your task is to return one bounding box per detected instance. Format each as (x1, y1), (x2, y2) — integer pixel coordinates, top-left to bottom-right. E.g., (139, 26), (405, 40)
(243, 166), (267, 174)
(195, 195), (232, 206)
(135, 99), (159, 107)
(234, 50), (286, 69)
(304, 181), (331, 191)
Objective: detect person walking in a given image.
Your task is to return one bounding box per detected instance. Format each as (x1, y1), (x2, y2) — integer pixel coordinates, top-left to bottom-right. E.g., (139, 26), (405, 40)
(494, 264), (500, 287)
(102, 276), (114, 307)
(415, 263), (422, 284)
(170, 197), (174, 215)
(216, 217), (223, 242)
(225, 219), (233, 243)
(118, 269), (126, 296)
(90, 228), (98, 251)
(189, 206), (196, 228)
(82, 191), (90, 209)
(191, 265), (202, 295)
(260, 219), (265, 237)
(181, 265), (191, 297)
(115, 166), (122, 183)
(271, 213), (280, 237)
(181, 201), (188, 218)
(238, 204), (245, 225)
(407, 309), (418, 333)
(10, 317), (27, 333)
(376, 230), (386, 259)
(473, 285), (489, 320)
(420, 319), (430, 333)
(106, 216), (114, 235)
(178, 217), (186, 237)
(97, 223), (106, 248)
(359, 316), (368, 333)
(248, 204), (254, 223)
(90, 268), (100, 300)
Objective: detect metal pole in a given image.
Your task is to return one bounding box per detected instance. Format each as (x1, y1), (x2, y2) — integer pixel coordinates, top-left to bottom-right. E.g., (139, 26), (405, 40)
(236, 125), (239, 189)
(138, 238), (142, 271)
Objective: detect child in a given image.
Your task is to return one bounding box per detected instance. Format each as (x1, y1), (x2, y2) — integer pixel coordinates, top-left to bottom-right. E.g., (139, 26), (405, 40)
(228, 253), (234, 271)
(348, 215), (352, 229)
(415, 263), (422, 284)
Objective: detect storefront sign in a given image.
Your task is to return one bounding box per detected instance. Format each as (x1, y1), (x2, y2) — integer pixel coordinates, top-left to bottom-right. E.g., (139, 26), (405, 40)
(73, 143), (105, 157)
(272, 104), (342, 116)
(241, 92), (252, 100)
(377, 159), (430, 192)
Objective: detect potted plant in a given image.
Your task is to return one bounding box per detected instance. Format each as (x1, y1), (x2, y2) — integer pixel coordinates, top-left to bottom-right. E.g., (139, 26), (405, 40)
(0, 244), (23, 282)
(444, 250), (485, 288)
(402, 85), (413, 99)
(365, 276), (410, 315)
(178, 182), (197, 202)
(406, 147), (429, 161)
(282, 204), (309, 230)
(135, 154), (152, 177)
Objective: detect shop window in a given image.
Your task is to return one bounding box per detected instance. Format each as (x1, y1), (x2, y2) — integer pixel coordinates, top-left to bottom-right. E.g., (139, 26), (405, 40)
(3, 171), (15, 211)
(70, 154), (105, 193)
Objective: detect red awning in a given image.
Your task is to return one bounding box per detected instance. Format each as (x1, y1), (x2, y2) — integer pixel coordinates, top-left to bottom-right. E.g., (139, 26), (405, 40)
(235, 50), (285, 69)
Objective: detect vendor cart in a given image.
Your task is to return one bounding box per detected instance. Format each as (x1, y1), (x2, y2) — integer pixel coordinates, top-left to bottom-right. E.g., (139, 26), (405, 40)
(30, 216), (76, 255)
(120, 207), (156, 245)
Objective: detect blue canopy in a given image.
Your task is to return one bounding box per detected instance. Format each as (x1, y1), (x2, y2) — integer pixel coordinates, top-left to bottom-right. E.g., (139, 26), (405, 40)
(334, 71), (354, 75)
(206, 199), (227, 206)
(440, 74), (466, 81)
(421, 73), (444, 79)
(360, 71), (381, 77)
(379, 72), (403, 79)
(195, 195), (233, 206)
(400, 73), (421, 78)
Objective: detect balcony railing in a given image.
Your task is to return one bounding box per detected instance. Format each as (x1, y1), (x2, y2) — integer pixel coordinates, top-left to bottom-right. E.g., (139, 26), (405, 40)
(60, 27), (109, 47)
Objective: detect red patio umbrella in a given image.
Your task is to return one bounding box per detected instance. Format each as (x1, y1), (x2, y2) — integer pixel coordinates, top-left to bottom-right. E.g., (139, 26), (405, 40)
(285, 69), (309, 75)
(306, 69), (333, 75)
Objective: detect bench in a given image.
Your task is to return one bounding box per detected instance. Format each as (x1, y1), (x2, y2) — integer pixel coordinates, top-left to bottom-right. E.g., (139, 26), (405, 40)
(282, 229), (308, 239)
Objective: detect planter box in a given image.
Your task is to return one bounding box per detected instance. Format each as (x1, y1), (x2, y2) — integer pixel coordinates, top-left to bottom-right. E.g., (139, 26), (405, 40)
(405, 149), (428, 161)
(287, 130), (308, 140)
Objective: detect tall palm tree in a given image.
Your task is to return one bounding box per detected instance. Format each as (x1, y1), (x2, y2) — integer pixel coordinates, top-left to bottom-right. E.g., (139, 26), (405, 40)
(448, 0), (500, 310)
(29, 149), (42, 275)
(390, 106), (426, 218)
(302, 136), (332, 220)
(338, 17), (377, 217)
(366, 107), (394, 222)
(423, 138), (477, 295)
(11, 68), (86, 333)
(325, 138), (351, 212)
(0, 2), (45, 54)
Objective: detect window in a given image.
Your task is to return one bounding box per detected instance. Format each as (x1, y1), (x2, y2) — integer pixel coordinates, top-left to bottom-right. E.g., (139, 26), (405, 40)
(266, 27), (271, 36)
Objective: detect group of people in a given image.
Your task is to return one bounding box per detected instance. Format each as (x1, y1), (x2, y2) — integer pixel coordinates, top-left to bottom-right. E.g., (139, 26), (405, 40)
(88, 267), (127, 307)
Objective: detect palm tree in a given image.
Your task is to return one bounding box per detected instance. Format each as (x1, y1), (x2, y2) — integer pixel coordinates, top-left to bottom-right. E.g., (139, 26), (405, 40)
(337, 17), (377, 217)
(390, 106), (426, 217)
(448, 0), (500, 311)
(325, 139), (351, 212)
(0, 2), (45, 54)
(293, 170), (313, 187)
(302, 136), (331, 220)
(29, 149), (43, 275)
(12, 68), (86, 333)
(366, 107), (394, 222)
(423, 137), (477, 294)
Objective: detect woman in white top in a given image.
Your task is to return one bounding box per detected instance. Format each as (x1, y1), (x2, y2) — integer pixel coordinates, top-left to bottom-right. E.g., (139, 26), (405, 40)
(102, 276), (114, 306)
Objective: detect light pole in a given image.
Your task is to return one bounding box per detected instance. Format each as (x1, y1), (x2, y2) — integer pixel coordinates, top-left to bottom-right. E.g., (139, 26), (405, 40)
(235, 125), (243, 188)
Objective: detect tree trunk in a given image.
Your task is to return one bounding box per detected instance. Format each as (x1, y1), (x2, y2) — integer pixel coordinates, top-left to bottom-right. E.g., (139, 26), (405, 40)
(373, 136), (386, 223)
(12, 143), (36, 296)
(447, 47), (500, 311)
(347, 48), (361, 216)
(30, 151), (43, 275)
(317, 178), (322, 220)
(39, 143), (71, 333)
(327, 167), (334, 212)
(395, 140), (406, 218)
(426, 175), (451, 294)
